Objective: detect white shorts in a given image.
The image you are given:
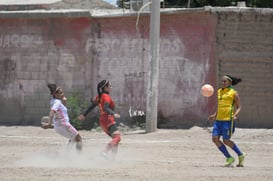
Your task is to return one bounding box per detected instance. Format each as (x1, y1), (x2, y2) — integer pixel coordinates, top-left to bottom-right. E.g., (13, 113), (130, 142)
(54, 122), (79, 141)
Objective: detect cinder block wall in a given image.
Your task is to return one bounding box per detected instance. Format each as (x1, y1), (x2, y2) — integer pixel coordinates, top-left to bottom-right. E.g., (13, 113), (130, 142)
(0, 12), (92, 125)
(0, 7), (272, 128)
(214, 8), (273, 128)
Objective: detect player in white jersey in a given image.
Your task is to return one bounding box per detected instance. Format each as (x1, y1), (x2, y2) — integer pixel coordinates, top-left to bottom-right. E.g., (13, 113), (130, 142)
(43, 84), (82, 151)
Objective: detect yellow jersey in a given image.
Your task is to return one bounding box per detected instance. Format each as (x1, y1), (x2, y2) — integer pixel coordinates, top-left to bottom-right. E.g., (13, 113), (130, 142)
(216, 87), (237, 121)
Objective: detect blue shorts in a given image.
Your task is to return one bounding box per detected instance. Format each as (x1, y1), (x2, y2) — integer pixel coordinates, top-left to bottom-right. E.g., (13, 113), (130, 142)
(212, 120), (235, 140)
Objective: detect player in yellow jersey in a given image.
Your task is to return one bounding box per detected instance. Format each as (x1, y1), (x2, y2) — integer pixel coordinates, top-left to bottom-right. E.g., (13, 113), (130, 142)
(208, 75), (245, 167)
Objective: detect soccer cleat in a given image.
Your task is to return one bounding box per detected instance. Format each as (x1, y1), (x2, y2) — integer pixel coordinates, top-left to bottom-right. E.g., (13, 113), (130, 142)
(237, 152), (246, 167)
(225, 157), (235, 167)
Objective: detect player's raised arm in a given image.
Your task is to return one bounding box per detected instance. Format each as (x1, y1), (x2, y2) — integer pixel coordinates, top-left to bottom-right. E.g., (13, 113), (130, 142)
(78, 101), (98, 121)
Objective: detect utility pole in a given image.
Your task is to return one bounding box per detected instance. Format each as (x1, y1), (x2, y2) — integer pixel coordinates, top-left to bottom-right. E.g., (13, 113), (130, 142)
(145, 0), (160, 133)
(187, 0), (191, 8)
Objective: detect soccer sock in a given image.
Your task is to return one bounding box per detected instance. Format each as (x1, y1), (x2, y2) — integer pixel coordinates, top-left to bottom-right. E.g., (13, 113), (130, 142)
(232, 144), (243, 156)
(104, 134), (121, 153)
(110, 134), (121, 146)
(110, 134), (121, 158)
(104, 143), (112, 153)
(218, 144), (232, 158)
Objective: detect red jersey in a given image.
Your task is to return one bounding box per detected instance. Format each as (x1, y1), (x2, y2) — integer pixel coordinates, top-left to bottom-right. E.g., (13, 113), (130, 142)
(95, 93), (116, 134)
(95, 93), (115, 115)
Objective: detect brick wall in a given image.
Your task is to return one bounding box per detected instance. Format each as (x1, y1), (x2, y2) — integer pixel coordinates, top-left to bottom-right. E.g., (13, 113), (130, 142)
(0, 7), (272, 128)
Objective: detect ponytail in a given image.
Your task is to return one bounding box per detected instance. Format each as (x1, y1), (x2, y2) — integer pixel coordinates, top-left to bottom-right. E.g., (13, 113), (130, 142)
(96, 80), (109, 103)
(224, 75), (242, 86)
(47, 84), (61, 98)
(48, 84), (57, 95)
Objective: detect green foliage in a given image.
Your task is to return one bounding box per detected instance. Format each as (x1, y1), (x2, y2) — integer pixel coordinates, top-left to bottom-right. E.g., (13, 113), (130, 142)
(255, 0), (273, 8)
(117, 0), (273, 8)
(66, 92), (98, 130)
(165, 0), (273, 8)
(66, 92), (145, 132)
(165, 0), (189, 8)
(191, 0), (233, 7)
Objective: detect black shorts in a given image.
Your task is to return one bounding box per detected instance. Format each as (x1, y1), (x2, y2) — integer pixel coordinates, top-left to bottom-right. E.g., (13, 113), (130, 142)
(107, 123), (118, 136)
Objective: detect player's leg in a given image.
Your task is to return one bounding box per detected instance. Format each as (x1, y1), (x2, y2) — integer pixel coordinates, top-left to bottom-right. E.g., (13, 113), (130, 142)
(223, 139), (246, 167)
(222, 122), (245, 167)
(237, 152), (246, 167)
(223, 139), (245, 167)
(65, 124), (82, 151)
(213, 136), (234, 166)
(109, 131), (121, 159)
(102, 124), (121, 159)
(212, 121), (234, 166)
(54, 123), (82, 151)
(74, 134), (82, 151)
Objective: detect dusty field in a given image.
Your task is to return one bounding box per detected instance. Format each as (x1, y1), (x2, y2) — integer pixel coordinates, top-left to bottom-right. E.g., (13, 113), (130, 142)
(1, 125), (273, 181)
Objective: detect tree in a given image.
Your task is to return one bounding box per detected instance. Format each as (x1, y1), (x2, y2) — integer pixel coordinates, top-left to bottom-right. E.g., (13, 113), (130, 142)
(165, 0), (188, 8)
(164, 0), (273, 8)
(117, 0), (273, 10)
(255, 0), (273, 8)
(190, 0), (232, 7)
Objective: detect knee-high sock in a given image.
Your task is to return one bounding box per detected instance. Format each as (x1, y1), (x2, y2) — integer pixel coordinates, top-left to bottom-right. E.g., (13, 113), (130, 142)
(104, 134), (121, 153)
(110, 134), (121, 146)
(219, 144), (231, 158)
(232, 144), (243, 156)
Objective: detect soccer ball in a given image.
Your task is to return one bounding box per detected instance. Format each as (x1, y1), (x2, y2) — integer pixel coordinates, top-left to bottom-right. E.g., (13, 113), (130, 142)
(201, 84), (214, 97)
(41, 116), (49, 126)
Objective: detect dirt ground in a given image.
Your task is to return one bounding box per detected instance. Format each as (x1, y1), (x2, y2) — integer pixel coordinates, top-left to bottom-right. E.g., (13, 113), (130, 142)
(1, 125), (273, 181)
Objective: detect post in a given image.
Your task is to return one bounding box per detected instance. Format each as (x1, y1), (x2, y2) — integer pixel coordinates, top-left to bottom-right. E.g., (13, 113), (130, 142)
(187, 0), (191, 8)
(145, 0), (160, 133)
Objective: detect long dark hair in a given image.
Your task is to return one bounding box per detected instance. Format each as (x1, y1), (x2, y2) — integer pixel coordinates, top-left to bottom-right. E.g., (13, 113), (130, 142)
(47, 84), (60, 98)
(225, 75), (242, 86)
(96, 80), (109, 103)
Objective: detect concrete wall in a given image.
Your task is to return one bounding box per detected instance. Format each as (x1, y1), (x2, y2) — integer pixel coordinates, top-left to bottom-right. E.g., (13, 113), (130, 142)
(92, 10), (217, 128)
(214, 7), (273, 128)
(0, 11), (92, 125)
(0, 7), (272, 128)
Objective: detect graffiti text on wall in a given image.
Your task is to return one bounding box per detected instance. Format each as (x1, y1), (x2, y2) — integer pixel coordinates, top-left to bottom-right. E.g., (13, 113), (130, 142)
(0, 34), (43, 48)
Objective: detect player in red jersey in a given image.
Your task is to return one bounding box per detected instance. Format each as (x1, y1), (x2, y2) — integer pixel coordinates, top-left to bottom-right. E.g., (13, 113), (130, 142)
(78, 80), (121, 159)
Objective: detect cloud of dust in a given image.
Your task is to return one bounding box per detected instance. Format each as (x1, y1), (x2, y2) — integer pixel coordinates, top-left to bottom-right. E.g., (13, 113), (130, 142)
(15, 144), (138, 169)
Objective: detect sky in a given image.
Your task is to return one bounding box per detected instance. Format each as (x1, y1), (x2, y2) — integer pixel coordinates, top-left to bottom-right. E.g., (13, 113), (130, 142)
(103, 0), (117, 6)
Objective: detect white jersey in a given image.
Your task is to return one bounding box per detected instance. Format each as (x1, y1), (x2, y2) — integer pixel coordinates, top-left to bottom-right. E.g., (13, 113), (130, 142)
(51, 99), (69, 126)
(50, 98), (55, 108)
(50, 98), (78, 140)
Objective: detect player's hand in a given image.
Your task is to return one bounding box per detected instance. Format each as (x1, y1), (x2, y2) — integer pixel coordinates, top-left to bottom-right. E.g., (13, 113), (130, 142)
(232, 115), (238, 120)
(114, 113), (120, 118)
(62, 96), (67, 106)
(78, 114), (85, 121)
(208, 115), (215, 121)
(41, 123), (51, 129)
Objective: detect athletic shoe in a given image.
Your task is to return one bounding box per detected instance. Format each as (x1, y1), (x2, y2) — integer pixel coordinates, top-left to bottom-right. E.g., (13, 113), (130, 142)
(237, 152), (246, 167)
(225, 157), (235, 167)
